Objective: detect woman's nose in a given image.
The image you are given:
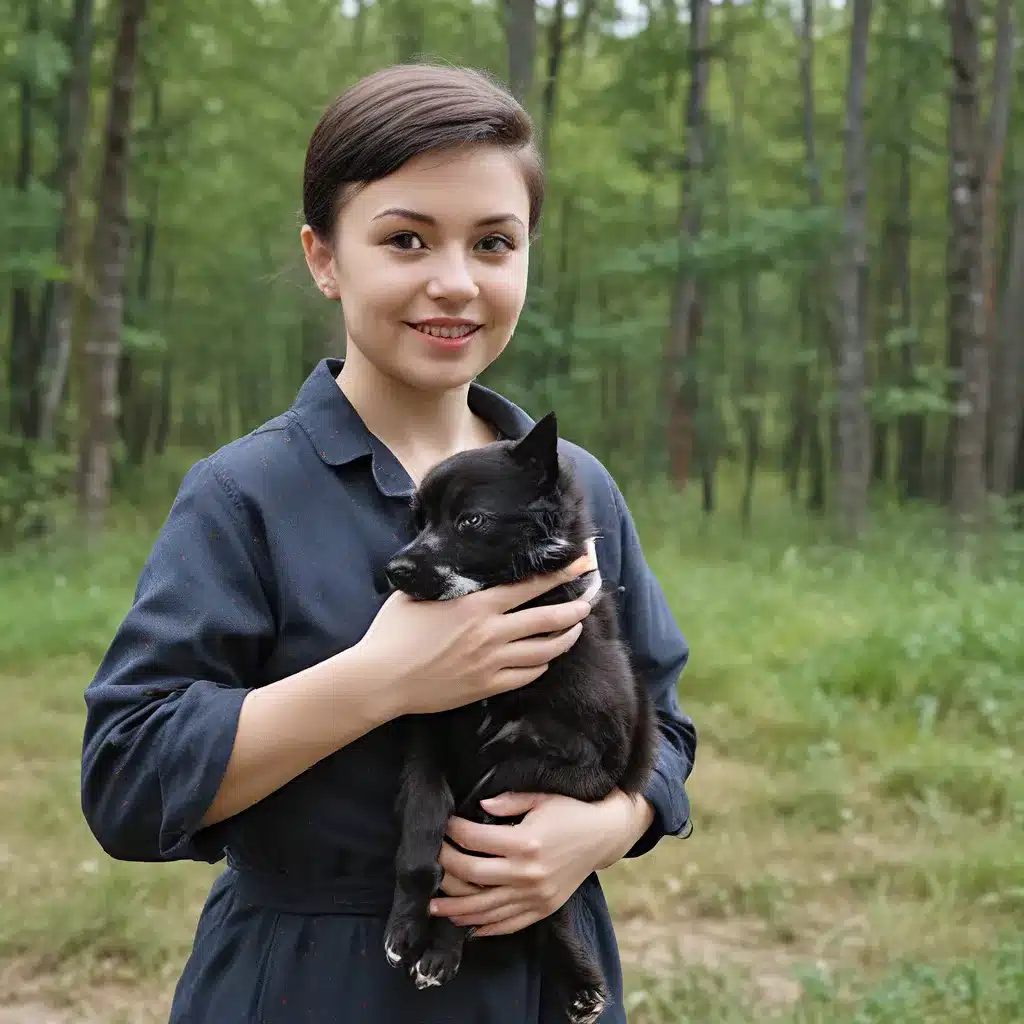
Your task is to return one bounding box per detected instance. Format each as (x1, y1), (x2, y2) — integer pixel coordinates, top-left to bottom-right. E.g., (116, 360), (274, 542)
(425, 251), (480, 303)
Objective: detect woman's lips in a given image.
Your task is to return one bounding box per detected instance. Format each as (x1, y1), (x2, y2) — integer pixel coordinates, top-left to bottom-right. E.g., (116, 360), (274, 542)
(406, 322), (482, 349)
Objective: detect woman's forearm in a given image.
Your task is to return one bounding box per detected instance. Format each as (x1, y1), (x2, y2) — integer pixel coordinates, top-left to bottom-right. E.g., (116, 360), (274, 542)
(199, 645), (399, 827)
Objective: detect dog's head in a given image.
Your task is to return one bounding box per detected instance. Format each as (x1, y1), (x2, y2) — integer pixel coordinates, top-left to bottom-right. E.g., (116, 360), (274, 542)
(384, 412), (590, 601)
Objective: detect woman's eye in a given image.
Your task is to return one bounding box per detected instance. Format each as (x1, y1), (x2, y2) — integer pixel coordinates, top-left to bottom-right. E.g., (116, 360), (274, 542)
(476, 235), (513, 254)
(457, 513), (484, 532)
(388, 232), (424, 251)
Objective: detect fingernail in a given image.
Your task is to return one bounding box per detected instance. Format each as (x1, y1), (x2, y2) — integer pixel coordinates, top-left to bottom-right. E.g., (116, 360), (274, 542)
(429, 902), (439, 915)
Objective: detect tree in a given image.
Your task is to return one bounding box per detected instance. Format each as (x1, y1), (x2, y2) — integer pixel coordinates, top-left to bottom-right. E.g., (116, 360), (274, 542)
(836, 0), (873, 540)
(77, 0), (149, 533)
(946, 0), (986, 536)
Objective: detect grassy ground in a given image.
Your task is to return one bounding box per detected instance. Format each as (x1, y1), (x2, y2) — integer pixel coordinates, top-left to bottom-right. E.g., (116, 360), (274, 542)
(0, 466), (1021, 1022)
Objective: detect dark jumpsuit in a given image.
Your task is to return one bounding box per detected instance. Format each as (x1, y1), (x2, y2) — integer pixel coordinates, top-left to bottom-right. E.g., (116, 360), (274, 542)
(80, 358), (697, 1023)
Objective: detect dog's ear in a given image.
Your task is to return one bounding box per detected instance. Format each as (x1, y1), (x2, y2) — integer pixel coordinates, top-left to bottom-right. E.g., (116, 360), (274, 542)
(510, 412), (559, 489)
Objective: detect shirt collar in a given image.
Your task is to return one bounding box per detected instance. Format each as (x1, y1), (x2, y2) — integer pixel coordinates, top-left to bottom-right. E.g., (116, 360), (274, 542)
(291, 358), (537, 480)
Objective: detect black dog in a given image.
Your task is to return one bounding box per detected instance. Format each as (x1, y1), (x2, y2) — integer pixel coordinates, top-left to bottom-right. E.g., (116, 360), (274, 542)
(381, 412), (657, 1023)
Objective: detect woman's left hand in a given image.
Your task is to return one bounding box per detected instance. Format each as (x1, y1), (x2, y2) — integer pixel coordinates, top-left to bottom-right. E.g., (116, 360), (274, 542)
(430, 789), (654, 938)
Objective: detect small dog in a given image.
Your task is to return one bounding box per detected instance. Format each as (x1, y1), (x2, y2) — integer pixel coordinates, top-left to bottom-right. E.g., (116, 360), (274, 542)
(381, 412), (657, 1024)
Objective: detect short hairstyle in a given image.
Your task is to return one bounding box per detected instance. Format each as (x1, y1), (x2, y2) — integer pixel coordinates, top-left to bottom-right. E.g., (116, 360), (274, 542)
(303, 63), (544, 241)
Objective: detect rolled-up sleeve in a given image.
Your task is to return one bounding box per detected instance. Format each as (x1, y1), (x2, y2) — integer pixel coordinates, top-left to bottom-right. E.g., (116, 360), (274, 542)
(80, 457), (276, 864)
(609, 479), (697, 859)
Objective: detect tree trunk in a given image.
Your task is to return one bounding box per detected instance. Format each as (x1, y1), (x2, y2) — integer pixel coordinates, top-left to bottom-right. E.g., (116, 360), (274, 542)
(978, 0), (1015, 353)
(9, 0), (41, 439)
(78, 0), (149, 533)
(36, 0), (95, 440)
(723, 0), (759, 527)
(505, 0), (537, 108)
(663, 0), (709, 488)
(539, 0), (565, 161)
(893, 106), (923, 501)
(793, 0), (831, 513)
(120, 76), (163, 467)
(836, 0), (873, 540)
(990, 183), (1024, 497)
(947, 0), (987, 535)
(38, 0), (96, 448)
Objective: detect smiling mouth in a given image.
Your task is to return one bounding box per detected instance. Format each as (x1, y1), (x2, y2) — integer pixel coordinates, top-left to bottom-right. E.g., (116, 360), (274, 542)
(406, 322), (482, 340)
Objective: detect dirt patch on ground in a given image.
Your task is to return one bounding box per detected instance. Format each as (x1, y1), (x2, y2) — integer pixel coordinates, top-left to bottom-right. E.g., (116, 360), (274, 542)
(617, 913), (809, 1005)
(0, 991), (170, 1024)
(0, 964), (171, 1024)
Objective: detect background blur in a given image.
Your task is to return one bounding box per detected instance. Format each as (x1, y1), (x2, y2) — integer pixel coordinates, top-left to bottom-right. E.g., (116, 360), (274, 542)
(1, 1), (1022, 1021)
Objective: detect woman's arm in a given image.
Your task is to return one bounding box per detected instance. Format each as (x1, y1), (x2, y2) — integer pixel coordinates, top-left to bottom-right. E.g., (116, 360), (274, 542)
(609, 476), (697, 857)
(81, 458), (592, 860)
(81, 459), (283, 863)
(197, 643), (393, 828)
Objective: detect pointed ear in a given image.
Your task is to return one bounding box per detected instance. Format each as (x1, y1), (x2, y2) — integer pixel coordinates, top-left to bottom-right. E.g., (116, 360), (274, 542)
(510, 412), (560, 489)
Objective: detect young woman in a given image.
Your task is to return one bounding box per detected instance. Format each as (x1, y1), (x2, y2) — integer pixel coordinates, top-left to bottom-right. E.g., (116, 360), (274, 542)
(80, 63), (697, 1023)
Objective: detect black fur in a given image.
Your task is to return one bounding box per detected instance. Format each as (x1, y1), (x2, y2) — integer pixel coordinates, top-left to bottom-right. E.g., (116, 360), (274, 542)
(381, 413), (657, 1022)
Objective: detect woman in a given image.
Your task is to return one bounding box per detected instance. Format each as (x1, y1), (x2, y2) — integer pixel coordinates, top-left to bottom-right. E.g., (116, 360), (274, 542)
(80, 63), (697, 1023)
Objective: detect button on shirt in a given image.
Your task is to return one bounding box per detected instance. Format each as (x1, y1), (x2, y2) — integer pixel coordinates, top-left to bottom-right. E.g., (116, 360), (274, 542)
(80, 358), (697, 1023)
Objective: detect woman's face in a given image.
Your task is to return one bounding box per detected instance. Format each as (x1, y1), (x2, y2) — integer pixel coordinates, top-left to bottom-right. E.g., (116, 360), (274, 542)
(302, 144), (532, 394)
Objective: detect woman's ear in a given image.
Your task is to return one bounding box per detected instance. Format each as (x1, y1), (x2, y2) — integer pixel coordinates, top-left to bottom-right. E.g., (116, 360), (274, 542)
(300, 224), (340, 300)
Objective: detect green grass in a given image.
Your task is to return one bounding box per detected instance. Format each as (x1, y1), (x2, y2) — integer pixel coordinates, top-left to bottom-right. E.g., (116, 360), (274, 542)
(1, 462), (1022, 1021)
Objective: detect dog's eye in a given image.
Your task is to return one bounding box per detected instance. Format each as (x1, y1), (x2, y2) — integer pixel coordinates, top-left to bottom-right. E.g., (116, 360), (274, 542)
(457, 512), (484, 533)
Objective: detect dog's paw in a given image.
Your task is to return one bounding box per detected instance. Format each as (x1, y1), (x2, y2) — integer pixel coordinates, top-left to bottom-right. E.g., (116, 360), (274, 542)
(383, 916), (428, 969)
(410, 945), (462, 990)
(567, 987), (606, 1024)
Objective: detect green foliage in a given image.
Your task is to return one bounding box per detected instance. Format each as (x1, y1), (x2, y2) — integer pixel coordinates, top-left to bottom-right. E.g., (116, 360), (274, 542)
(2, 0), (1020, 521)
(0, 434), (74, 549)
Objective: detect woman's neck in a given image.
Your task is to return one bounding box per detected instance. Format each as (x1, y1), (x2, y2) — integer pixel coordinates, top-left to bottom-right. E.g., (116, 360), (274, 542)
(336, 346), (496, 483)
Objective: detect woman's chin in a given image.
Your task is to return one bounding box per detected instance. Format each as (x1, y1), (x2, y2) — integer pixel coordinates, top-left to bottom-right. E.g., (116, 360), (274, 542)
(392, 335), (507, 391)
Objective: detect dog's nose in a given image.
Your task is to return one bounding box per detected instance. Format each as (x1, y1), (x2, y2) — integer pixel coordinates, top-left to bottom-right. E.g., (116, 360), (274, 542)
(384, 557), (418, 592)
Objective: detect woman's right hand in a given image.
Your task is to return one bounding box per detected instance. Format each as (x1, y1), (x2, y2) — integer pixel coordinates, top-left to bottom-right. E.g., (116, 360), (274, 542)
(353, 557), (594, 717)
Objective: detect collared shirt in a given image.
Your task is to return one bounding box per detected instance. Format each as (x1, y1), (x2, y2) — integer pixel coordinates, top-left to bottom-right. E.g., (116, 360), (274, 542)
(80, 358), (696, 1023)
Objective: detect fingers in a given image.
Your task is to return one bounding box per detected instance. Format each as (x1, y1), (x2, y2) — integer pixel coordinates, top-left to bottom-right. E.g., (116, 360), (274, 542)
(450, 901), (530, 929)
(446, 815), (530, 858)
(498, 600), (591, 645)
(438, 843), (514, 888)
(438, 871), (484, 898)
(431, 884), (516, 920)
(498, 623), (583, 669)
(472, 908), (540, 938)
(490, 664), (550, 693)
(484, 554), (594, 613)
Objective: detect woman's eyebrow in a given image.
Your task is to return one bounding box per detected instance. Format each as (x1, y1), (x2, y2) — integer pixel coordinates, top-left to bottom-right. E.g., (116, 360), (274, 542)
(371, 207), (525, 230)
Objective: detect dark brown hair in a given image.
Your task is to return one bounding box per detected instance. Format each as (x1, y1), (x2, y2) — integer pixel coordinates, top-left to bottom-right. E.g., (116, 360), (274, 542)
(303, 63), (544, 241)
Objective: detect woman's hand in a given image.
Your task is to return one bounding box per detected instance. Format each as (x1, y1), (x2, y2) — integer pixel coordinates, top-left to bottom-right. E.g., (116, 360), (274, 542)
(427, 790), (655, 937)
(353, 557), (594, 718)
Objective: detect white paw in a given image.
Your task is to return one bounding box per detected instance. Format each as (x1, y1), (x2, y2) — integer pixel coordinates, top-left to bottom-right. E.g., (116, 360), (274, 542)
(384, 938), (402, 967)
(568, 988), (606, 1024)
(411, 960), (444, 989)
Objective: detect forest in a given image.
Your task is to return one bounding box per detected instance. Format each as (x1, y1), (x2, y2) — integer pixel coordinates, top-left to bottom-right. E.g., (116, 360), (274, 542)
(0, 1), (1021, 1022)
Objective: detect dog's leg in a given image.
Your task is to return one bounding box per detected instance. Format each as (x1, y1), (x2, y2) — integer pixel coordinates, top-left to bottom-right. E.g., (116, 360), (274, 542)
(542, 901), (607, 1024)
(383, 727), (453, 975)
(408, 911), (472, 991)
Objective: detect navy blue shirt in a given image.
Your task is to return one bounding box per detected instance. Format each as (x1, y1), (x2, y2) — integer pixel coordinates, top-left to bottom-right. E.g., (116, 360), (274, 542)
(80, 358), (696, 1023)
